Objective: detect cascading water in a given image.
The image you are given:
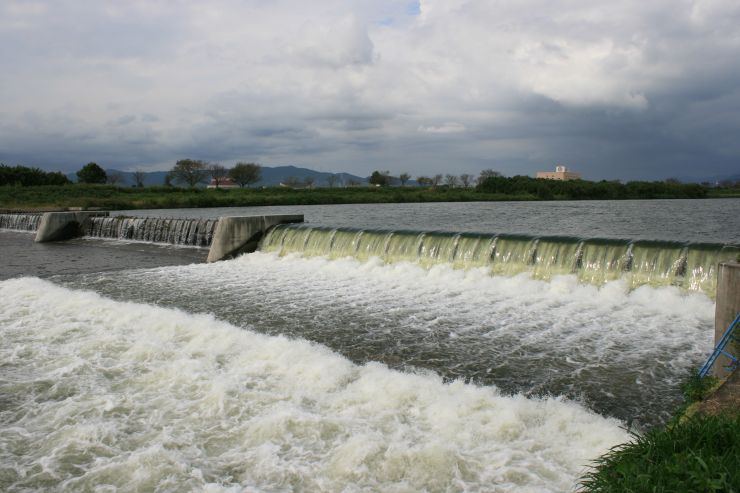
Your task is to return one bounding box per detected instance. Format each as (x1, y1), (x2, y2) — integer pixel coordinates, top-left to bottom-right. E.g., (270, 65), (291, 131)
(85, 216), (218, 247)
(0, 213), (42, 232)
(260, 224), (740, 297)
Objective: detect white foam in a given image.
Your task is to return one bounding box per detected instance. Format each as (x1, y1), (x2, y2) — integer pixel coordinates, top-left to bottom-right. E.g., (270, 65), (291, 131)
(0, 277), (627, 492)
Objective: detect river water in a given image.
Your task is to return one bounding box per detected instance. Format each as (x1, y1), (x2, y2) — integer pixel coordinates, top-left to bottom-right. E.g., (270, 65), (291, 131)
(1, 199), (738, 492)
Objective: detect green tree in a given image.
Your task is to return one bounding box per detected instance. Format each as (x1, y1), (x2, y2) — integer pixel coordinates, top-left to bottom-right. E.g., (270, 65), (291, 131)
(76, 162), (107, 184)
(170, 159), (208, 188)
(476, 169), (501, 186)
(229, 162), (262, 188)
(0, 165), (70, 186)
(369, 170), (390, 186)
(416, 176), (433, 186)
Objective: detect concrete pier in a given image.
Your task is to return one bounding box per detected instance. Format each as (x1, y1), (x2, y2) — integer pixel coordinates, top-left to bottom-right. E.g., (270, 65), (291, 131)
(207, 214), (303, 262)
(713, 261), (740, 377)
(35, 211), (109, 242)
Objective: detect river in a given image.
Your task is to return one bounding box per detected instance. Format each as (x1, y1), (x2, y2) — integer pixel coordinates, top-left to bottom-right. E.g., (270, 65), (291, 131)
(1, 199), (738, 492)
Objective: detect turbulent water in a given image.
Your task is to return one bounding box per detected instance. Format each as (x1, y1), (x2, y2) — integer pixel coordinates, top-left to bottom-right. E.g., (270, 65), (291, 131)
(1, 277), (628, 492)
(0, 200), (735, 492)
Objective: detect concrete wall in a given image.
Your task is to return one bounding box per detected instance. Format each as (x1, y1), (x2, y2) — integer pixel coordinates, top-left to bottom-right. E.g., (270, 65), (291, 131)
(35, 211), (110, 242)
(713, 261), (740, 377)
(207, 214), (304, 262)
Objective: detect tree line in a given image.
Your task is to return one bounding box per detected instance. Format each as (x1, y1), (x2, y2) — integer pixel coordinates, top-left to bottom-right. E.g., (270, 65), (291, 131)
(0, 165), (70, 186)
(476, 174), (708, 199)
(166, 159), (262, 188)
(1, 162), (735, 202)
(369, 169), (500, 187)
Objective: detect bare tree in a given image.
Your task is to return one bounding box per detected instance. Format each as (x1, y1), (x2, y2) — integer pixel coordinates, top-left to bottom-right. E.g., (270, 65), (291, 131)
(133, 170), (146, 188)
(208, 163), (229, 188)
(106, 171), (125, 186)
(459, 173), (473, 187)
(444, 174), (459, 187)
(326, 174), (339, 188)
(347, 179), (361, 187)
(399, 172), (411, 186)
(229, 162), (262, 188)
(283, 176), (300, 187)
(476, 169), (501, 186)
(170, 159), (209, 188)
(303, 176), (316, 188)
(432, 174), (443, 187)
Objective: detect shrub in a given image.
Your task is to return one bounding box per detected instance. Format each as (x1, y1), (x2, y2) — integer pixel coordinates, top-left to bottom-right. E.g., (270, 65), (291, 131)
(580, 413), (740, 492)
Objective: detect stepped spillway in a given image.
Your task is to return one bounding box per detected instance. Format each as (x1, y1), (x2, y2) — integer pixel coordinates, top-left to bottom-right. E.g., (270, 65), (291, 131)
(260, 224), (740, 297)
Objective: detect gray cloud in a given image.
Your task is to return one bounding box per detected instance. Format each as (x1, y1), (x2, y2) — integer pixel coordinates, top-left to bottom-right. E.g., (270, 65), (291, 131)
(1, 0), (739, 180)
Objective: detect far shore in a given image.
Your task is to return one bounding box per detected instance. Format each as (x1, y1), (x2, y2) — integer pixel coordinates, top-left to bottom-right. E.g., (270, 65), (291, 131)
(0, 183), (738, 211)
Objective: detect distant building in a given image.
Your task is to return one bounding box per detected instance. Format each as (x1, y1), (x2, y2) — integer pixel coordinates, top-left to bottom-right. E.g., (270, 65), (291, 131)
(206, 177), (239, 189)
(536, 165), (581, 181)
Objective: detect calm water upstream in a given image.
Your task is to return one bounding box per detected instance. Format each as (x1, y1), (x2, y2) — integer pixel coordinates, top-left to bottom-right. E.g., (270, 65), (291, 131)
(1, 199), (738, 492)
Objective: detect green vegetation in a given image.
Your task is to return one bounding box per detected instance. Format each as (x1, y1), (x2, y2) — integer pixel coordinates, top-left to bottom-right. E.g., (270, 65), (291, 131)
(229, 162), (262, 187)
(0, 165), (70, 186)
(477, 175), (708, 199)
(1, 165), (739, 210)
(170, 159), (209, 188)
(0, 180), (733, 211)
(0, 183), (518, 210)
(76, 162), (107, 184)
(580, 414), (740, 493)
(581, 371), (736, 493)
(681, 371), (720, 407)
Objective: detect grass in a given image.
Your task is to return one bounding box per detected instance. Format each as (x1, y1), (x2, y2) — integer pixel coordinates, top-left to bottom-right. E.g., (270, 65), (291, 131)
(0, 183), (736, 211)
(579, 413), (740, 493)
(0, 184), (538, 210)
(580, 371), (737, 492)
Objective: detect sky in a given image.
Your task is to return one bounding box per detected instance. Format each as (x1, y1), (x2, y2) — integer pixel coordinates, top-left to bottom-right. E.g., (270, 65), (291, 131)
(1, 0), (739, 181)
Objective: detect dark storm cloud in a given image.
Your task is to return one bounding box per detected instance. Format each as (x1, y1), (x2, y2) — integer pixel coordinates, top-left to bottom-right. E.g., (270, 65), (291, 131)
(1, 0), (739, 179)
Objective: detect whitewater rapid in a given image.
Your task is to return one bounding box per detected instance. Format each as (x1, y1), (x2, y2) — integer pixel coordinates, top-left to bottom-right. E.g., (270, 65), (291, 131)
(0, 277), (629, 492)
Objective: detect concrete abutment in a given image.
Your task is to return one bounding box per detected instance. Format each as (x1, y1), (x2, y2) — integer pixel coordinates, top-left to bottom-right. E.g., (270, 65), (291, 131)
(713, 262), (740, 377)
(35, 211), (110, 242)
(206, 214), (303, 262)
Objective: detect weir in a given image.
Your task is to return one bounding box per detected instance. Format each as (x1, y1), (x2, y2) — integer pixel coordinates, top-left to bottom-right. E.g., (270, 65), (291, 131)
(261, 224), (740, 298)
(1, 211), (737, 298)
(0, 211), (304, 262)
(0, 212), (44, 232)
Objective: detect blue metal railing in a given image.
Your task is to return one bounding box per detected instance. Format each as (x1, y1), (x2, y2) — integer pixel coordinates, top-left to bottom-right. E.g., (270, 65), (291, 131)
(699, 312), (740, 378)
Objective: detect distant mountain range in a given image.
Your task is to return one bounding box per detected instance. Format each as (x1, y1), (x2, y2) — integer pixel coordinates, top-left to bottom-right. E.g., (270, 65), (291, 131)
(66, 165), (369, 187)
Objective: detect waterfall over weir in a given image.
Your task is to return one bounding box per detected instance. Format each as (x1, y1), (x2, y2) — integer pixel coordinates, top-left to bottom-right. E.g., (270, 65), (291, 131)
(260, 224), (740, 297)
(0, 213), (42, 231)
(85, 216), (218, 247)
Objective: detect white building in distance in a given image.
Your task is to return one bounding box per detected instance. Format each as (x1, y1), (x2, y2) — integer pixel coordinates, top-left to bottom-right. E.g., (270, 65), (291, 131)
(536, 165), (581, 181)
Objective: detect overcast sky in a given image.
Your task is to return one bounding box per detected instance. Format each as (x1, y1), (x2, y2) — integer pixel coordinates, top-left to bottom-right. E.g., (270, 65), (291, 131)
(1, 0), (739, 180)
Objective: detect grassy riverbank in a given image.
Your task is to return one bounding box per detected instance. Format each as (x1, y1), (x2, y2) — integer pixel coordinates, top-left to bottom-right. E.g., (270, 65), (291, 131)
(0, 183), (736, 211)
(580, 372), (740, 492)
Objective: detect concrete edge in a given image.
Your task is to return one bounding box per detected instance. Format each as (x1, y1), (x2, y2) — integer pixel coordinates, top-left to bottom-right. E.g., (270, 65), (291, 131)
(207, 214), (304, 262)
(35, 211), (110, 242)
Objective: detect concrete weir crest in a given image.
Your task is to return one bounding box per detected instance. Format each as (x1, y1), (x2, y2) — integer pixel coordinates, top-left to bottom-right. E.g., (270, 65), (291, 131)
(34, 211), (304, 262)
